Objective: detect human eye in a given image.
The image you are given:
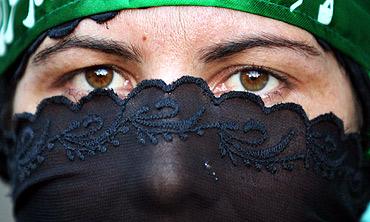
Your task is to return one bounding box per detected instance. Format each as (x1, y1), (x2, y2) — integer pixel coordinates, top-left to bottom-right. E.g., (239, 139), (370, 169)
(58, 65), (135, 101)
(212, 65), (291, 104)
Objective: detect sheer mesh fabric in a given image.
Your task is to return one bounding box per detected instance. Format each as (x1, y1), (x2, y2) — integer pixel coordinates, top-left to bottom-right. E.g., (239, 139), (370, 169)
(7, 77), (367, 222)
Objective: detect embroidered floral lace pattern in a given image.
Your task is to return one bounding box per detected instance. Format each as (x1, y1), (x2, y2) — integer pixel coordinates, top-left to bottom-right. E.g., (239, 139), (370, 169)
(9, 77), (360, 183)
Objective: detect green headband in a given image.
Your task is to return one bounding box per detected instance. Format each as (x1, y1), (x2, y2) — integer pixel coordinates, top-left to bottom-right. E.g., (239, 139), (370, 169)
(0, 0), (370, 159)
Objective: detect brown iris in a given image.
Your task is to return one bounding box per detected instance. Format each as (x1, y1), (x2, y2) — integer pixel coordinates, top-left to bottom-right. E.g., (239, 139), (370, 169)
(85, 68), (114, 89)
(240, 71), (269, 92)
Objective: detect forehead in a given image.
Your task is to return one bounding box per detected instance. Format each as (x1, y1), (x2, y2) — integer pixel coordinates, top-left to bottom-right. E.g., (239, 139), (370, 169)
(41, 6), (318, 51)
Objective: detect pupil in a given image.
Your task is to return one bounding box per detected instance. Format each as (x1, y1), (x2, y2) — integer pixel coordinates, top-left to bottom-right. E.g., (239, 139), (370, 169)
(240, 71), (269, 92)
(85, 68), (114, 89)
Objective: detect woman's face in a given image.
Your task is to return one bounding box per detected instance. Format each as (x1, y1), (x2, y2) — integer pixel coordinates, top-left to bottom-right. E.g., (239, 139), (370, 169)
(13, 6), (360, 132)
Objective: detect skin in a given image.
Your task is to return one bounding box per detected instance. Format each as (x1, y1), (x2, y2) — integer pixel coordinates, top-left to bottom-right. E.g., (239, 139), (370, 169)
(13, 6), (361, 132)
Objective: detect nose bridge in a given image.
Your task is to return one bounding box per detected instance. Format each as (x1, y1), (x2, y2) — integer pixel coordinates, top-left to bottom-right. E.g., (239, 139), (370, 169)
(142, 47), (198, 84)
(145, 61), (190, 84)
(138, 21), (200, 83)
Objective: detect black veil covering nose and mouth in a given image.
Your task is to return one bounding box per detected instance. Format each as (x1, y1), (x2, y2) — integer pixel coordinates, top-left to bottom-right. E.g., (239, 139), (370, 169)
(6, 77), (366, 222)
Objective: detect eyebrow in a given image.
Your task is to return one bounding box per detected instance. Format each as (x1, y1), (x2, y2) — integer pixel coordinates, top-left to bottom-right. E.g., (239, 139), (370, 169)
(199, 34), (321, 63)
(33, 36), (142, 64)
(33, 34), (321, 65)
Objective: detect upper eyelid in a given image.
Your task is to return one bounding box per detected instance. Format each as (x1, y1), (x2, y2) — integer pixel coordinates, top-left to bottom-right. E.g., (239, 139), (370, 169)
(51, 64), (119, 88)
(226, 65), (288, 83)
(51, 62), (292, 90)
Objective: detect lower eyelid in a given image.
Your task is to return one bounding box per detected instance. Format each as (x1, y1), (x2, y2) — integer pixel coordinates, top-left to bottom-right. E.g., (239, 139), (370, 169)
(262, 86), (290, 105)
(213, 71), (290, 102)
(114, 86), (134, 98)
(61, 88), (89, 103)
(63, 75), (135, 101)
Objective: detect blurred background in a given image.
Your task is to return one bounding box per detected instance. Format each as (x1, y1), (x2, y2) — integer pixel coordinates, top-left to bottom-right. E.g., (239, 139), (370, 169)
(0, 181), (14, 222)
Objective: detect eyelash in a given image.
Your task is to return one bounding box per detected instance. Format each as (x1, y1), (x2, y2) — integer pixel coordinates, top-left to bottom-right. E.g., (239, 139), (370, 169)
(214, 64), (291, 101)
(51, 64), (120, 88)
(51, 64), (292, 104)
(224, 65), (289, 84)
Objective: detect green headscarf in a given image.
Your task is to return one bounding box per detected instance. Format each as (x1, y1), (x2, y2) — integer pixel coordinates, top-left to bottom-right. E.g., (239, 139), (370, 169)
(0, 0), (369, 157)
